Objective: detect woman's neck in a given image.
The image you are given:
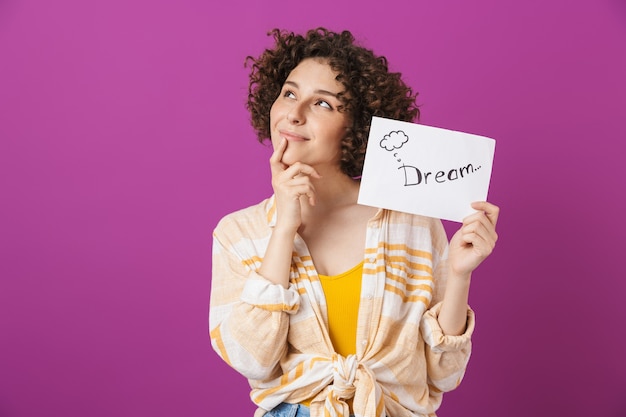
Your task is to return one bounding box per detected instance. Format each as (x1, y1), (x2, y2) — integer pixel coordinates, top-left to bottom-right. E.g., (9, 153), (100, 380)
(298, 168), (360, 223)
(314, 168), (359, 203)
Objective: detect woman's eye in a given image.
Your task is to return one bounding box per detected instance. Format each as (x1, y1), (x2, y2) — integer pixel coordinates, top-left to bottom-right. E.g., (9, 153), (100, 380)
(317, 100), (333, 110)
(284, 90), (296, 99)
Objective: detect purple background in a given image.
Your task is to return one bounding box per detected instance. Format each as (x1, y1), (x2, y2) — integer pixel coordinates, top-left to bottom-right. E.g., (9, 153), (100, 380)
(1, 0), (625, 416)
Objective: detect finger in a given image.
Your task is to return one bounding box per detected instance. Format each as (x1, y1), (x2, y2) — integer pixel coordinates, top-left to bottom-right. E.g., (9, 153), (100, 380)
(287, 186), (317, 206)
(459, 220), (495, 250)
(276, 176), (316, 198)
(269, 138), (288, 174)
(463, 223), (497, 250)
(461, 231), (494, 258)
(471, 201), (500, 226)
(284, 162), (321, 180)
(299, 190), (317, 206)
(289, 180), (317, 196)
(462, 213), (498, 246)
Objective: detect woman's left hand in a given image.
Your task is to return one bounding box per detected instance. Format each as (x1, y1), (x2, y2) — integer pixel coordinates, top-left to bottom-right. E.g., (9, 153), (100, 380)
(448, 201), (500, 278)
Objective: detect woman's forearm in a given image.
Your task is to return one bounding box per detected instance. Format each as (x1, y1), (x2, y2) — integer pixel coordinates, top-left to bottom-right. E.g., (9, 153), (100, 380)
(437, 271), (472, 335)
(258, 226), (297, 288)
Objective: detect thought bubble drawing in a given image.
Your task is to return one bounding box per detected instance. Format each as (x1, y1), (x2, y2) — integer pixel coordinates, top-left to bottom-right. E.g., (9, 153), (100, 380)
(379, 130), (409, 151)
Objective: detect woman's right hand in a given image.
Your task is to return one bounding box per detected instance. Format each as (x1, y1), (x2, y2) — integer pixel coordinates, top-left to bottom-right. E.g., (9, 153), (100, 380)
(269, 138), (321, 233)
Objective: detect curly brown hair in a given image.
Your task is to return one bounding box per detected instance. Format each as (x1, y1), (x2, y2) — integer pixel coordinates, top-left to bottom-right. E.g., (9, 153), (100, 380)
(246, 27), (419, 178)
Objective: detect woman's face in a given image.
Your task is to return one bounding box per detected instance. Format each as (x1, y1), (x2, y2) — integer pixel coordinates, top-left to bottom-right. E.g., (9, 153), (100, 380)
(269, 58), (350, 171)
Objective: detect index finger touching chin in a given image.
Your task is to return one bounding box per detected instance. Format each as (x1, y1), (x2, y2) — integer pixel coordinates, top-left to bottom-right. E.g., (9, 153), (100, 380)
(269, 138), (287, 165)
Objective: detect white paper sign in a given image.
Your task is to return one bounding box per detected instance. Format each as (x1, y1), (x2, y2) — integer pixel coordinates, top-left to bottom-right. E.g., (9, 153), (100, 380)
(358, 116), (496, 222)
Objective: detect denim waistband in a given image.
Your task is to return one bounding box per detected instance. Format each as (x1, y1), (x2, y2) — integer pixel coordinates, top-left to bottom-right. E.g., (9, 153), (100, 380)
(263, 402), (309, 417)
(263, 402), (356, 417)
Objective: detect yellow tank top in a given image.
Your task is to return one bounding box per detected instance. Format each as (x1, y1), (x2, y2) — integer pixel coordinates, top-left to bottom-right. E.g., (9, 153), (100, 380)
(318, 261), (363, 357)
(300, 262), (363, 409)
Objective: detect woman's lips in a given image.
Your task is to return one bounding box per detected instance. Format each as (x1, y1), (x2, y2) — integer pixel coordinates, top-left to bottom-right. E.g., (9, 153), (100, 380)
(280, 131), (309, 142)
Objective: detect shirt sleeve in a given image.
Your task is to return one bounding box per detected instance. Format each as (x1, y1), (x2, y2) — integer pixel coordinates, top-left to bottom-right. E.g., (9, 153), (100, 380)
(418, 222), (476, 392)
(420, 301), (475, 391)
(209, 225), (300, 381)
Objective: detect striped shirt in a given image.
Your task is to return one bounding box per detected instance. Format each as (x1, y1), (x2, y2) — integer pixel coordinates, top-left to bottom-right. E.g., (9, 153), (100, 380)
(209, 196), (475, 417)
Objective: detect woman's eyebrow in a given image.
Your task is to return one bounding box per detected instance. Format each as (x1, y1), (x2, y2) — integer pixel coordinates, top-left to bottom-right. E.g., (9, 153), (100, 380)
(284, 80), (340, 98)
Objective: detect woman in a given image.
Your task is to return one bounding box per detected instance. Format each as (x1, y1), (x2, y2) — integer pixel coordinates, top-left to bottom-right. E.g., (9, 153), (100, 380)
(210, 28), (499, 417)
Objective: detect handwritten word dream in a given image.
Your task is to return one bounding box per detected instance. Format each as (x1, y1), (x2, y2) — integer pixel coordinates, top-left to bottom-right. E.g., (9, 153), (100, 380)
(398, 163), (481, 186)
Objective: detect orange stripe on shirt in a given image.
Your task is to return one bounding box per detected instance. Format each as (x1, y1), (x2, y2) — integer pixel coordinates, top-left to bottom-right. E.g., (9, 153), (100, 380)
(209, 326), (232, 367)
(242, 256), (263, 268)
(376, 395), (385, 416)
(384, 284), (431, 305)
(255, 303), (300, 312)
(253, 358), (329, 404)
(376, 242), (434, 260)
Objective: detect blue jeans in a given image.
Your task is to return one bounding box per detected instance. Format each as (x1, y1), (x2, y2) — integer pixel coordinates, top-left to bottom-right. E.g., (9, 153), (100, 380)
(263, 403), (356, 417)
(263, 403), (310, 417)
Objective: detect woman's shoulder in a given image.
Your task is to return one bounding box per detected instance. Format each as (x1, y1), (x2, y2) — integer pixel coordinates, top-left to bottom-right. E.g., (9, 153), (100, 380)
(213, 197), (274, 239)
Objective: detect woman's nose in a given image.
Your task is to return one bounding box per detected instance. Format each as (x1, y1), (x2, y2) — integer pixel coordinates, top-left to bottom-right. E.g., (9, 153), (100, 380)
(287, 104), (305, 125)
